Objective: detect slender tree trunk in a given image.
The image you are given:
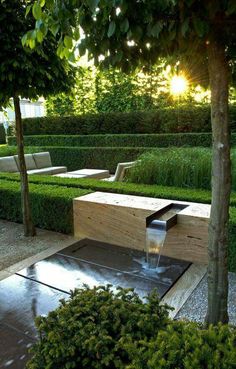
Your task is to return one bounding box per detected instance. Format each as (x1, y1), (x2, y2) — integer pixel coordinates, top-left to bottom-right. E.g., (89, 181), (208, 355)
(13, 95), (36, 237)
(205, 39), (231, 325)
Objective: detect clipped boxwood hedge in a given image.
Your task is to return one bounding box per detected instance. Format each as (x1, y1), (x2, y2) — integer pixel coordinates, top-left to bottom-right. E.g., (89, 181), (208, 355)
(2, 172), (236, 206)
(17, 105), (236, 135)
(7, 132), (236, 148)
(27, 286), (236, 369)
(0, 179), (91, 233)
(0, 124), (6, 144)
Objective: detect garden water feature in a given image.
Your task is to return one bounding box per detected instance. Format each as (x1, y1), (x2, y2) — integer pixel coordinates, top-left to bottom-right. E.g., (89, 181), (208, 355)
(146, 204), (187, 272)
(0, 238), (190, 368)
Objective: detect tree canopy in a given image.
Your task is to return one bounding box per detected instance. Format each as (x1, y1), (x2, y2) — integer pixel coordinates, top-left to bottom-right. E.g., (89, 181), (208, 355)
(24, 1), (236, 83)
(0, 0), (75, 108)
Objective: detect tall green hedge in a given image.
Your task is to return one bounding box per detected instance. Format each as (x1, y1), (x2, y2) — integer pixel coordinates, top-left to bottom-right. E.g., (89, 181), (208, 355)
(0, 124), (5, 144)
(8, 132), (236, 148)
(18, 105), (236, 135)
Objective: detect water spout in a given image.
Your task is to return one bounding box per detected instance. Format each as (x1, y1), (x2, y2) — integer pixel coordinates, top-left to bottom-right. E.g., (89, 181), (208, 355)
(146, 204), (187, 271)
(146, 220), (167, 269)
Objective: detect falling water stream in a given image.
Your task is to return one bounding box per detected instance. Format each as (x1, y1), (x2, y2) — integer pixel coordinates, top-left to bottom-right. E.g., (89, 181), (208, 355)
(146, 220), (167, 270)
(146, 205), (187, 272)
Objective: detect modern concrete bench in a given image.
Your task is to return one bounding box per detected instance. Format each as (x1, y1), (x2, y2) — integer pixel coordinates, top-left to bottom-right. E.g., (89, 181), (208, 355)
(0, 152), (67, 175)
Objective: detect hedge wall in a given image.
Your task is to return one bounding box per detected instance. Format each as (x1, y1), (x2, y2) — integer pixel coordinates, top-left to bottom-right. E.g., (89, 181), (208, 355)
(0, 124), (5, 144)
(0, 179), (90, 233)
(1, 172), (236, 206)
(8, 132), (236, 148)
(18, 106), (236, 135)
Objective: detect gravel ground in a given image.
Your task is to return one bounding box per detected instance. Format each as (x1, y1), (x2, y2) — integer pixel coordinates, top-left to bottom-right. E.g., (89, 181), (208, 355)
(176, 272), (236, 325)
(0, 219), (74, 271)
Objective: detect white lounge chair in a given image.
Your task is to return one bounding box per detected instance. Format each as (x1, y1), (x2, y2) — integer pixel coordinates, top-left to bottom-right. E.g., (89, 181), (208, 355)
(102, 161), (136, 182)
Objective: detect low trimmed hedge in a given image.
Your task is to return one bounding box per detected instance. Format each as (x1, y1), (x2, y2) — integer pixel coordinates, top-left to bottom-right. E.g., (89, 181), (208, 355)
(0, 145), (42, 157)
(0, 124), (5, 144)
(1, 172), (236, 205)
(27, 286), (236, 369)
(16, 105), (236, 135)
(0, 179), (91, 233)
(8, 132), (236, 148)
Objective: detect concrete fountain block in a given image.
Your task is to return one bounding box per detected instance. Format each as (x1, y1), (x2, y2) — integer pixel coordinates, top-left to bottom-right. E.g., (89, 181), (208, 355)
(73, 192), (211, 264)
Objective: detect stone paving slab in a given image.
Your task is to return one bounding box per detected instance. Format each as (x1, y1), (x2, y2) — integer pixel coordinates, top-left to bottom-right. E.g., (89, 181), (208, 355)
(0, 323), (35, 369)
(0, 274), (68, 340)
(59, 239), (190, 287)
(0, 237), (190, 368)
(18, 239), (190, 299)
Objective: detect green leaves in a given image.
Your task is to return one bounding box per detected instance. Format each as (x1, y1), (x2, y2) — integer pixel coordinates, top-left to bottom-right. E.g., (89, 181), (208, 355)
(25, 4), (32, 18)
(226, 0), (236, 15)
(32, 2), (42, 20)
(150, 22), (163, 38)
(107, 21), (116, 37)
(50, 23), (59, 37)
(193, 17), (208, 37)
(86, 0), (100, 12)
(64, 35), (73, 49)
(120, 18), (129, 33)
(0, 0), (75, 105)
(181, 18), (189, 37)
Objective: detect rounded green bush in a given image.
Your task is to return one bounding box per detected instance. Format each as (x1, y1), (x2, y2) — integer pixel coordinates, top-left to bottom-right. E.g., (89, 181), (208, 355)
(128, 321), (236, 369)
(27, 286), (170, 369)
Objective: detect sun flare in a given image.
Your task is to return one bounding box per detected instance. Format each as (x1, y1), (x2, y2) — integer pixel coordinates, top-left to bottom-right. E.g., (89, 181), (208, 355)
(170, 75), (188, 95)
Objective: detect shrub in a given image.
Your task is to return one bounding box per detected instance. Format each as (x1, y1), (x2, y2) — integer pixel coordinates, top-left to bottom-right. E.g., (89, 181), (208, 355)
(0, 144), (43, 157)
(0, 124), (5, 144)
(20, 111), (159, 135)
(1, 172), (236, 207)
(7, 132), (236, 148)
(128, 321), (236, 369)
(27, 286), (170, 369)
(14, 105), (236, 136)
(0, 179), (90, 233)
(127, 148), (236, 191)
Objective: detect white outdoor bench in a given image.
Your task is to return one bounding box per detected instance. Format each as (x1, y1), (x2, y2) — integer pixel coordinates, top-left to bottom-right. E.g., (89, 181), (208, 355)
(0, 152), (67, 175)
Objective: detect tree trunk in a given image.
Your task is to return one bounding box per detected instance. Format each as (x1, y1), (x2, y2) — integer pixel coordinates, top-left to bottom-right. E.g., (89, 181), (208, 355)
(13, 95), (36, 237)
(205, 39), (231, 325)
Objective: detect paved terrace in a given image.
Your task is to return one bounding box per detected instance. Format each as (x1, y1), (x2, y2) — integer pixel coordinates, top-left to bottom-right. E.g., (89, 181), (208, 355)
(0, 220), (235, 368)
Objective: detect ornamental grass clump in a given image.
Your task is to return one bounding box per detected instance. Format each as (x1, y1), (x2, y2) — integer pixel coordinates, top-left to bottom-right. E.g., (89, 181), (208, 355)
(127, 148), (213, 190)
